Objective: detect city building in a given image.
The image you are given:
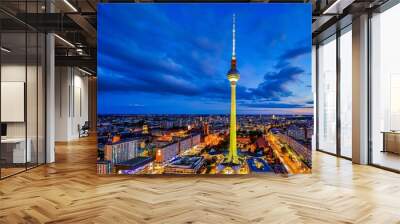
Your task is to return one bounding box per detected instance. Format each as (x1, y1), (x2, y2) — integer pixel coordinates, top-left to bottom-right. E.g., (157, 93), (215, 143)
(115, 156), (153, 174)
(155, 142), (179, 163)
(104, 139), (140, 164)
(142, 124), (149, 134)
(155, 134), (201, 163)
(237, 137), (251, 149)
(164, 156), (205, 174)
(203, 122), (210, 136)
(287, 125), (307, 141)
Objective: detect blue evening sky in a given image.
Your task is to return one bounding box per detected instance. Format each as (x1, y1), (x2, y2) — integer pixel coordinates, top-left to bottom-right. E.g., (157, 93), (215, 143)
(98, 3), (312, 115)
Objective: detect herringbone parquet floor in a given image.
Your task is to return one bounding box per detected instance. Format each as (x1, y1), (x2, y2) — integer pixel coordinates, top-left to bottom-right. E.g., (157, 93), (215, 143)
(1, 136), (400, 224)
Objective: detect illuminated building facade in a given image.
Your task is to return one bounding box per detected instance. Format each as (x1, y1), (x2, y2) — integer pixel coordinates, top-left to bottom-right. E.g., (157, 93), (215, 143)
(142, 124), (149, 134)
(164, 156), (205, 174)
(155, 134), (201, 163)
(203, 122), (210, 136)
(104, 139), (140, 164)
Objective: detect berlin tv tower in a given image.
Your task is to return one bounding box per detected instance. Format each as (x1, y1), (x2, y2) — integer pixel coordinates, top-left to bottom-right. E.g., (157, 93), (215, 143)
(226, 14), (240, 165)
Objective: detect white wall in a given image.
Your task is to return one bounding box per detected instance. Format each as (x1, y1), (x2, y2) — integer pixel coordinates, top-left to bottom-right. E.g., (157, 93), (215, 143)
(72, 73), (89, 138)
(1, 65), (26, 138)
(55, 67), (89, 141)
(1, 65), (41, 139)
(55, 67), (69, 141)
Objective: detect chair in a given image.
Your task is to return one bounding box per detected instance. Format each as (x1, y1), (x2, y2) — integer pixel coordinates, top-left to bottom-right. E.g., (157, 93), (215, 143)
(79, 121), (90, 138)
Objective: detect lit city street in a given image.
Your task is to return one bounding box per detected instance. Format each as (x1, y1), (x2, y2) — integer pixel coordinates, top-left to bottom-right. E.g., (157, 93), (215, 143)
(266, 134), (310, 174)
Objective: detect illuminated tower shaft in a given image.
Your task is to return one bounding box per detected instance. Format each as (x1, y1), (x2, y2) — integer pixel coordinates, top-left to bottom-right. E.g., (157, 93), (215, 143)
(226, 14), (240, 164)
(227, 79), (239, 163)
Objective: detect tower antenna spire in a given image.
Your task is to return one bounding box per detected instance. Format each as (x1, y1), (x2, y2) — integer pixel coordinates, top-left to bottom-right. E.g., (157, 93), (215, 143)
(232, 14), (236, 59)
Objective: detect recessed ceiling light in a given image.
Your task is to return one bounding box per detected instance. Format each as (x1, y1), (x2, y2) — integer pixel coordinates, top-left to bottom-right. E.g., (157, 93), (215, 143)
(54, 34), (75, 48)
(78, 67), (93, 76)
(1, 47), (11, 53)
(63, 0), (78, 12)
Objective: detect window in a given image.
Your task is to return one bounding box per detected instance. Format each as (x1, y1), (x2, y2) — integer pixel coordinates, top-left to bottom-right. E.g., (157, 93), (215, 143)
(370, 3), (400, 171)
(339, 27), (352, 158)
(317, 35), (337, 154)
(0, 1), (47, 179)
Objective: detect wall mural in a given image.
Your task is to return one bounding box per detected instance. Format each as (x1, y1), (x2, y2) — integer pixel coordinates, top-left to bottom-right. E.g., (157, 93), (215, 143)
(97, 3), (313, 175)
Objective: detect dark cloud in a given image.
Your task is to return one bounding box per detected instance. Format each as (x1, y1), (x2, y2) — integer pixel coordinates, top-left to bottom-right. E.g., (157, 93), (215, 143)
(274, 60), (290, 69)
(275, 45), (310, 69)
(241, 102), (309, 108)
(98, 69), (202, 97)
(279, 46), (310, 61)
(249, 66), (304, 99)
(99, 42), (307, 104)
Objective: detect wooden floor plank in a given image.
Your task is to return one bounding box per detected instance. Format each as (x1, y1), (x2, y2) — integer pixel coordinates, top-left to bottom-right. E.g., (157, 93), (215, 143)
(0, 136), (400, 224)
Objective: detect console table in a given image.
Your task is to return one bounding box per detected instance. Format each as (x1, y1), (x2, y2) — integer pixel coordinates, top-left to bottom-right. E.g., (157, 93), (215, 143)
(382, 131), (400, 154)
(1, 138), (32, 164)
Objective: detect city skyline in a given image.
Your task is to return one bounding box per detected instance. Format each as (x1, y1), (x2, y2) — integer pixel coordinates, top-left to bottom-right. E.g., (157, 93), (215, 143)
(97, 113), (313, 175)
(98, 4), (312, 115)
